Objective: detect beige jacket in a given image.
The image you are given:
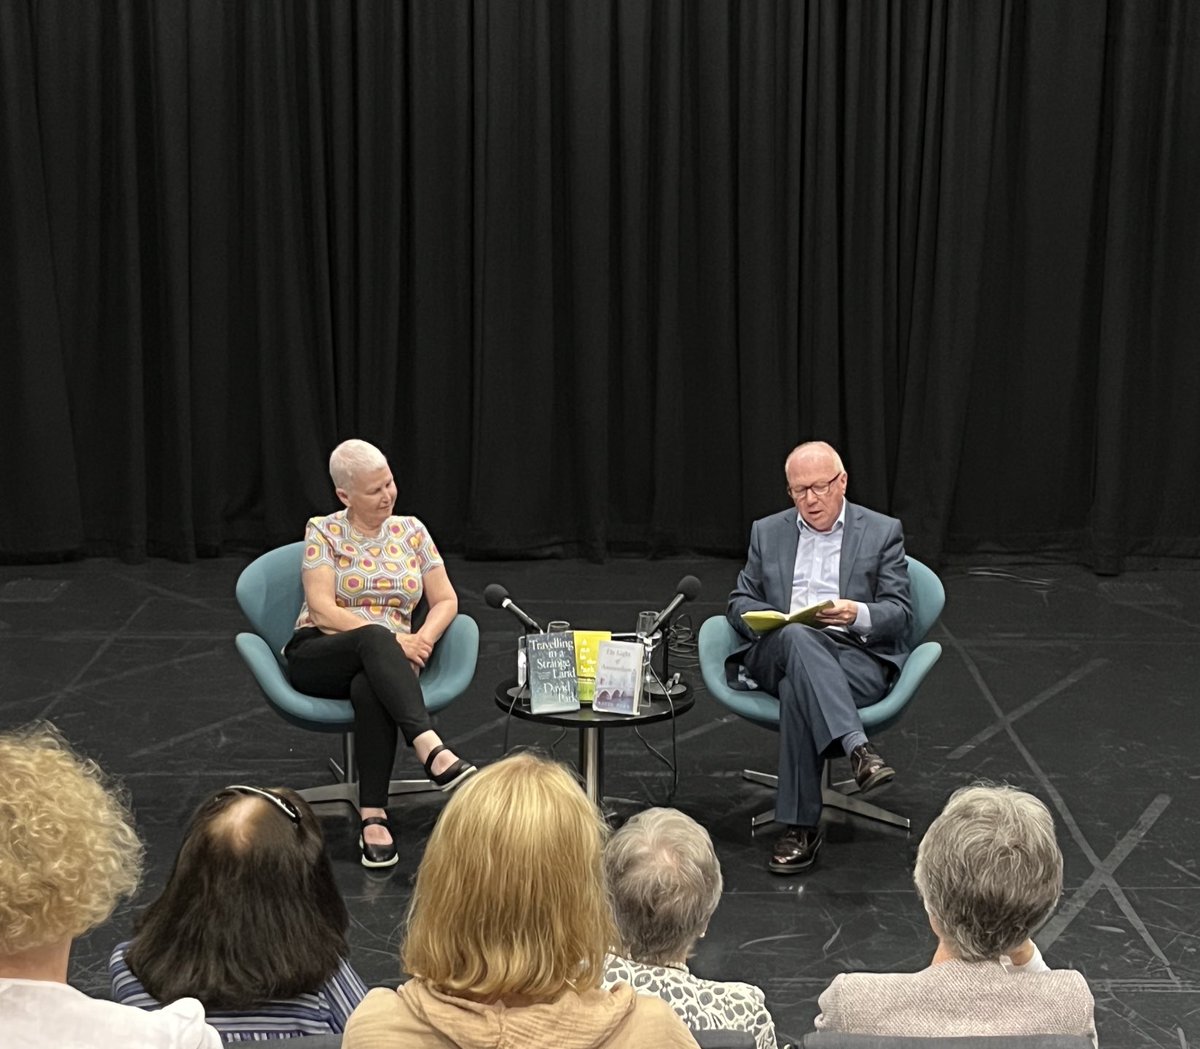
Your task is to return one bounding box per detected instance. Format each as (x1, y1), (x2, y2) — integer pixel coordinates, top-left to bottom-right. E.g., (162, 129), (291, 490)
(814, 958), (1097, 1045)
(344, 979), (698, 1049)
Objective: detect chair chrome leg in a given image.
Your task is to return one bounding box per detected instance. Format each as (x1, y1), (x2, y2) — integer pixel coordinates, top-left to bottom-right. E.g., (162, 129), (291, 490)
(742, 769), (779, 789)
(385, 776), (440, 797)
(742, 770), (780, 827)
(741, 762), (910, 831)
(305, 733), (438, 806)
(820, 761), (910, 830)
(326, 732), (354, 784)
(298, 781), (359, 806)
(300, 734), (359, 807)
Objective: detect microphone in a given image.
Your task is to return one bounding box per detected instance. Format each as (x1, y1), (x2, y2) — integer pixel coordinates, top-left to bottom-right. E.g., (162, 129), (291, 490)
(644, 575), (701, 637)
(483, 584), (544, 633)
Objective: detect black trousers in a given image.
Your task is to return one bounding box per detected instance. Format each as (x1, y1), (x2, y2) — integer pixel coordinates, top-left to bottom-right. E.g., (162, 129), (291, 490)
(285, 625), (433, 808)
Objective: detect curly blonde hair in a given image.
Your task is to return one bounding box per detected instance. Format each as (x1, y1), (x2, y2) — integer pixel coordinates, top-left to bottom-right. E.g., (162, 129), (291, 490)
(0, 723), (143, 954)
(402, 752), (616, 1001)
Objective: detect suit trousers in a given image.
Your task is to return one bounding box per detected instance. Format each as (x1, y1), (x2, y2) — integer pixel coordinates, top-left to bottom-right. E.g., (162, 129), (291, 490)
(743, 624), (895, 827)
(285, 625), (433, 808)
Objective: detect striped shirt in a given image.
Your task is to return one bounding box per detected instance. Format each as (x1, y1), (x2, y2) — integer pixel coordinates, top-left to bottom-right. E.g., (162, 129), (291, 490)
(109, 942), (367, 1042)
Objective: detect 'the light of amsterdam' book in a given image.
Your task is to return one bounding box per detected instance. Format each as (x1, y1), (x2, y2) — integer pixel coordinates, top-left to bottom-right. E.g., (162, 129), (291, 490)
(740, 600), (835, 633)
(526, 632), (580, 714)
(592, 639), (644, 716)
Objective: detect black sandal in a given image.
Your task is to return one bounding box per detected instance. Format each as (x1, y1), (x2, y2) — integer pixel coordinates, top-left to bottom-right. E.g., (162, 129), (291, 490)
(423, 744), (477, 792)
(359, 814), (398, 869)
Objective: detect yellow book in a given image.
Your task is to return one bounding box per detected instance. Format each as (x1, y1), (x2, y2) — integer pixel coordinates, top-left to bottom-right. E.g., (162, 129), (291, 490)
(741, 601), (834, 633)
(572, 630), (612, 704)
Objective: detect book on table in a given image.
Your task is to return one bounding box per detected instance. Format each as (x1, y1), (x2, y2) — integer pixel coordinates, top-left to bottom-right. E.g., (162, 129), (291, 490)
(525, 632), (580, 714)
(592, 639), (644, 716)
(572, 629), (612, 704)
(740, 600), (834, 633)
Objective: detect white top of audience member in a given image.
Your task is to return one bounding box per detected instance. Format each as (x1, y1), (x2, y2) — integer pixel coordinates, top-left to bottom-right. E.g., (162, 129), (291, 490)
(1, 977), (221, 1049)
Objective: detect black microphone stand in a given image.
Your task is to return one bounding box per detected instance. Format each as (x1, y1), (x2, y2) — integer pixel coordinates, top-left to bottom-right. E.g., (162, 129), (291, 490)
(507, 623), (534, 702)
(644, 614), (686, 697)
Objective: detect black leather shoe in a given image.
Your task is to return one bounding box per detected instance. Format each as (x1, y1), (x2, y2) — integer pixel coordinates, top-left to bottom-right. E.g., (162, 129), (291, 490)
(359, 815), (398, 869)
(850, 742), (895, 793)
(768, 826), (824, 874)
(423, 744), (478, 792)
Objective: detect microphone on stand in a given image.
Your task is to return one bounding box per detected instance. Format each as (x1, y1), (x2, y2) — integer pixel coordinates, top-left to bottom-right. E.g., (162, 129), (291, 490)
(483, 584), (544, 634)
(643, 575), (700, 696)
(484, 584), (543, 702)
(645, 575), (701, 637)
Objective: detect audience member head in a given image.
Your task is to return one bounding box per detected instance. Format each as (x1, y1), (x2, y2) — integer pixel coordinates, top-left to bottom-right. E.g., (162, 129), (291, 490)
(403, 752), (615, 1002)
(604, 807), (723, 967)
(0, 723), (143, 975)
(125, 785), (349, 1009)
(914, 784), (1063, 962)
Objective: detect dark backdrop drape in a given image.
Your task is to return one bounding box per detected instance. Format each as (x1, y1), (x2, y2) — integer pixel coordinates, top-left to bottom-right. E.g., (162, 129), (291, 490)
(2, 0), (1197, 571)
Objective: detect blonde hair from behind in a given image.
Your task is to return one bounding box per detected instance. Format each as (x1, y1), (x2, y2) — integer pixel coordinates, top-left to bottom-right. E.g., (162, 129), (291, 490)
(0, 723), (143, 954)
(402, 752), (616, 1001)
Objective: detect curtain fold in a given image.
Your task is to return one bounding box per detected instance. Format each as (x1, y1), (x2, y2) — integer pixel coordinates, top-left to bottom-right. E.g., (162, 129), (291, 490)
(3, 0), (1197, 569)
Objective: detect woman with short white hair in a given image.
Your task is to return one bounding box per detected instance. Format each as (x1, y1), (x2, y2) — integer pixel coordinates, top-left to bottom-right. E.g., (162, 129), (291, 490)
(602, 807), (778, 1049)
(285, 439), (476, 868)
(814, 784), (1096, 1043)
(0, 723), (221, 1049)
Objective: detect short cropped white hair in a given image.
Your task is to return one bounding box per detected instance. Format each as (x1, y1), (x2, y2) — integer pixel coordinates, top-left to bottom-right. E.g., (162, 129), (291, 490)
(785, 441), (845, 475)
(603, 807), (723, 966)
(914, 784), (1063, 962)
(328, 439), (388, 493)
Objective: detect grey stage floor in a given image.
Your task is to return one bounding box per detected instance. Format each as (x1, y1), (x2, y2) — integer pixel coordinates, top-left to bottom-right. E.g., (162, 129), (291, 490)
(0, 554), (1197, 1046)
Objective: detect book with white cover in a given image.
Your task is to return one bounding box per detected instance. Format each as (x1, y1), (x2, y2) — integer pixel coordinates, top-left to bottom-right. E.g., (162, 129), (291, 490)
(591, 639), (644, 716)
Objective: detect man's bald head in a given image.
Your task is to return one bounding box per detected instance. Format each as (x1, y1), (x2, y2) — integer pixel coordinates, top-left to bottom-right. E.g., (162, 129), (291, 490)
(784, 441), (844, 476)
(784, 441), (848, 532)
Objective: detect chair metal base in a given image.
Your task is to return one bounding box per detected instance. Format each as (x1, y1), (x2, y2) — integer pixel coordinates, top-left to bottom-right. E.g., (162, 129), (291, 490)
(743, 761), (911, 831)
(294, 733), (440, 810)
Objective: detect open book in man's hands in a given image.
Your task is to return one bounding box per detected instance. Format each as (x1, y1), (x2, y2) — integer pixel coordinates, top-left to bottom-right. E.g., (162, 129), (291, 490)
(740, 600), (835, 633)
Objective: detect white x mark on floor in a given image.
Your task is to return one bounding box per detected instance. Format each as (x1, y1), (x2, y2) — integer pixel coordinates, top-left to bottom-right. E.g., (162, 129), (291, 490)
(943, 627), (1178, 985)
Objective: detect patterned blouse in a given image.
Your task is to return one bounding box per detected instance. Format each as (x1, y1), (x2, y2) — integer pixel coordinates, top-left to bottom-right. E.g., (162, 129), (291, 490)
(109, 943), (368, 1042)
(294, 511), (444, 635)
(602, 954), (778, 1049)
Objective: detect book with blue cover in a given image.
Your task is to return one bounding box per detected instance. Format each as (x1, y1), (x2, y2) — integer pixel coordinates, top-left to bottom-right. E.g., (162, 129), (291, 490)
(525, 632), (580, 714)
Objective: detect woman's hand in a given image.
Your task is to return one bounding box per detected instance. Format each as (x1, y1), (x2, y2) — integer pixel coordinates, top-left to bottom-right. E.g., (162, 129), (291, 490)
(396, 631), (433, 667)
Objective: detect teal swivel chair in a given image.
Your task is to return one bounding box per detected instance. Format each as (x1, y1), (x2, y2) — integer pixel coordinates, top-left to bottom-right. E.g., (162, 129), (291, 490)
(235, 542), (479, 809)
(697, 556), (944, 830)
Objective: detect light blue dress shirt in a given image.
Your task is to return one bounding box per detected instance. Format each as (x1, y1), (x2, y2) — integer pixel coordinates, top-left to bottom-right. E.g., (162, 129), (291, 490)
(790, 501), (872, 636)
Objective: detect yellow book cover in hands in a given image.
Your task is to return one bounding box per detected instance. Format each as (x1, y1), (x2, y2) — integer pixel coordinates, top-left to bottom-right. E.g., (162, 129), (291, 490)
(741, 600), (834, 633)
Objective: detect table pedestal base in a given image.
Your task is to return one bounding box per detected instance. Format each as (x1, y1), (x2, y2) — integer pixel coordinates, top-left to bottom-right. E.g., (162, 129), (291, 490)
(579, 725), (603, 805)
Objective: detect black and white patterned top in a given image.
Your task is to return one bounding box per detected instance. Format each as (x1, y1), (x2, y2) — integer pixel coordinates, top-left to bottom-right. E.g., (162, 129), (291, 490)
(602, 954), (778, 1049)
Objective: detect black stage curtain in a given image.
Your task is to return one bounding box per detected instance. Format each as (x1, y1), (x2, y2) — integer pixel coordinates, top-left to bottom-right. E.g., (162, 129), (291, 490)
(2, 1), (1198, 571)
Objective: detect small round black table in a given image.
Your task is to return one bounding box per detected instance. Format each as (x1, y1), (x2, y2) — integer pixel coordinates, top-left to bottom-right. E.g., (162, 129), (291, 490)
(494, 680), (694, 807)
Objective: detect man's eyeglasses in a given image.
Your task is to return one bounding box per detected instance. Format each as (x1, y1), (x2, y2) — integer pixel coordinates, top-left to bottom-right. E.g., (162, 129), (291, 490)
(786, 472), (843, 500)
(223, 784), (301, 824)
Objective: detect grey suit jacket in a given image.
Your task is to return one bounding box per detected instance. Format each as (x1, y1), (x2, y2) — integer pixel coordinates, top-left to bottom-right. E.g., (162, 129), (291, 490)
(726, 501), (912, 672)
(813, 960), (1097, 1045)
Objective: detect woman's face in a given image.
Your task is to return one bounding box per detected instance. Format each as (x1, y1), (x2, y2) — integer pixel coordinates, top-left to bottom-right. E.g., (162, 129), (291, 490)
(339, 464), (397, 527)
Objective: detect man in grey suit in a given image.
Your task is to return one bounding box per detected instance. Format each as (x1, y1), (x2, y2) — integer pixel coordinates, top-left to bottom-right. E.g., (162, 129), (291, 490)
(727, 441), (912, 873)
